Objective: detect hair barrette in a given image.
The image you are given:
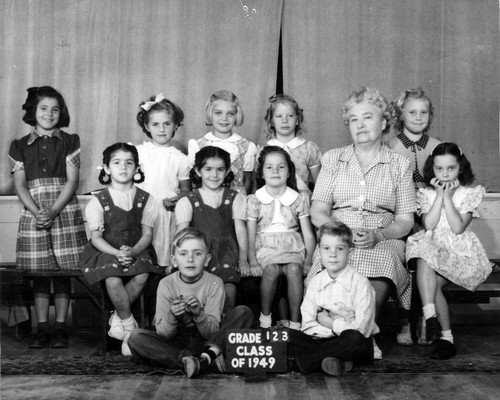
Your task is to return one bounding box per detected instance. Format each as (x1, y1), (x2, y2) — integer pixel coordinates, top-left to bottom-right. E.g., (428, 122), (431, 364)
(141, 93), (165, 111)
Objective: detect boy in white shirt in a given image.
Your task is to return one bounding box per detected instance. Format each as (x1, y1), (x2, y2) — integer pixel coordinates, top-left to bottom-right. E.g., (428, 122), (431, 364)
(288, 222), (377, 375)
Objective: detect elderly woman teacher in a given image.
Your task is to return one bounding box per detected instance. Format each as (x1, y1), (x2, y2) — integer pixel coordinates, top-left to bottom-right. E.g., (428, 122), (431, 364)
(306, 87), (417, 357)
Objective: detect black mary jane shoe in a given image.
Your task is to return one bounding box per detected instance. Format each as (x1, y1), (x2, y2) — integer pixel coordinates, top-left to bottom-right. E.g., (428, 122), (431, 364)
(29, 328), (51, 348)
(51, 327), (69, 348)
(430, 339), (456, 360)
(425, 317), (442, 342)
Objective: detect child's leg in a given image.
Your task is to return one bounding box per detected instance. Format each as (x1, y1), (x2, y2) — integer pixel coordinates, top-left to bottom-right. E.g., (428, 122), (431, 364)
(223, 282), (237, 314)
(435, 275), (451, 333)
(283, 263), (303, 325)
(416, 259), (442, 342)
(124, 273), (149, 306)
(260, 264), (280, 327)
(53, 277), (71, 324)
(30, 278), (52, 348)
(416, 259), (438, 307)
(105, 277), (132, 319)
(32, 277), (51, 323)
(51, 277), (71, 348)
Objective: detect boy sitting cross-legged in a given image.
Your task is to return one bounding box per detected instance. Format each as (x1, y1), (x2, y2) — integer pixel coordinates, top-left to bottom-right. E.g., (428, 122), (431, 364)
(287, 222), (377, 376)
(127, 227), (253, 375)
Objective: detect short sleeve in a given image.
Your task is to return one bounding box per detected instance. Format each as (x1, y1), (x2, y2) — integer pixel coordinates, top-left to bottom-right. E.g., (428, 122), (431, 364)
(459, 185), (485, 215)
(177, 154), (191, 181)
(65, 134), (81, 167)
(311, 151), (338, 205)
(296, 191), (311, 218)
(141, 195), (160, 227)
(8, 140), (24, 173)
(416, 188), (433, 215)
(85, 196), (105, 232)
(187, 138), (201, 168)
(232, 192), (247, 220)
(307, 141), (322, 169)
(175, 196), (194, 225)
(243, 141), (257, 171)
(393, 156), (417, 215)
(246, 195), (260, 220)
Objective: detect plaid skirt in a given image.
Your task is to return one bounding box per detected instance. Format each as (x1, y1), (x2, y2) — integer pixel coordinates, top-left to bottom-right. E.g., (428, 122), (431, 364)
(15, 178), (87, 271)
(305, 239), (412, 310)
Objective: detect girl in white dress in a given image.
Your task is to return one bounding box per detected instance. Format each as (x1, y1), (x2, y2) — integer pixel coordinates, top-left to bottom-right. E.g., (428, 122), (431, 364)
(406, 142), (493, 359)
(136, 94), (191, 270)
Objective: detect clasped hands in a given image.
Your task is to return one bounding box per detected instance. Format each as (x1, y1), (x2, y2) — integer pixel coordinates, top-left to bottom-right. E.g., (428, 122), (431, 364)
(317, 302), (355, 329)
(431, 178), (459, 198)
(170, 295), (203, 318)
(35, 208), (56, 229)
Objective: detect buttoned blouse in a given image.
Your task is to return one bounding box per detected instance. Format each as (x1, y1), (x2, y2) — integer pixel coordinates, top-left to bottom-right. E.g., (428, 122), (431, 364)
(9, 129), (81, 179)
(312, 145), (416, 230)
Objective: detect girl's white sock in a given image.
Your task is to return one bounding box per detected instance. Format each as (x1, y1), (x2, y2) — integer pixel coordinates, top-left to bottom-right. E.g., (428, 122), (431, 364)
(289, 321), (301, 330)
(441, 330), (454, 343)
(121, 315), (136, 330)
(422, 304), (436, 320)
(259, 313), (272, 328)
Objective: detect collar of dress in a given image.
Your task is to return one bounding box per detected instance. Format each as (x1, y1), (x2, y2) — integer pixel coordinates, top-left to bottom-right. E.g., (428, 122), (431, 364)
(339, 144), (392, 164)
(268, 137), (306, 150)
(255, 186), (299, 206)
(28, 129), (63, 145)
(205, 132), (242, 143)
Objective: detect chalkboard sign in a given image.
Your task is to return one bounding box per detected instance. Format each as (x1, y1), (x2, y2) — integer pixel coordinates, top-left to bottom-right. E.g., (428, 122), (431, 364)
(225, 328), (288, 373)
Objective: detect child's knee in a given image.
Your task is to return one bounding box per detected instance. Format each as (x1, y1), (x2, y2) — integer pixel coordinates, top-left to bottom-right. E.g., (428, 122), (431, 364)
(263, 265), (280, 279)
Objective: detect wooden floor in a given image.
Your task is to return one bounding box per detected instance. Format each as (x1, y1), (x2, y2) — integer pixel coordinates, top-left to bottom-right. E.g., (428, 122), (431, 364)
(1, 372), (499, 400)
(2, 323), (500, 400)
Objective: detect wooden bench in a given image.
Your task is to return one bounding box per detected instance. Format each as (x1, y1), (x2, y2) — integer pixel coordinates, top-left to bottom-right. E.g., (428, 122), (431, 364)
(444, 261), (500, 304)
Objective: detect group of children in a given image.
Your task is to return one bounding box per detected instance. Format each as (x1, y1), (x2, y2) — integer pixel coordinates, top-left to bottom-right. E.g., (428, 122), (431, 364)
(8, 85), (492, 375)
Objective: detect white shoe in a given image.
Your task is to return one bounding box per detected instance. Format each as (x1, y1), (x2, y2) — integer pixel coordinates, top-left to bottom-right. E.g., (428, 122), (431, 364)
(373, 338), (383, 360)
(108, 311), (125, 340)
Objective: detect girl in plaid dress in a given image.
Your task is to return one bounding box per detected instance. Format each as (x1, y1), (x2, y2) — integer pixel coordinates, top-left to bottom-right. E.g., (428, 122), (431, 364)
(79, 143), (163, 356)
(247, 146), (316, 330)
(188, 90), (257, 195)
(8, 86), (87, 349)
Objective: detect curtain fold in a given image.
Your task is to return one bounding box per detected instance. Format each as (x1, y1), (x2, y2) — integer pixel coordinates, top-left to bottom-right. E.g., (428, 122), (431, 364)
(1, 0), (283, 194)
(282, 0), (499, 191)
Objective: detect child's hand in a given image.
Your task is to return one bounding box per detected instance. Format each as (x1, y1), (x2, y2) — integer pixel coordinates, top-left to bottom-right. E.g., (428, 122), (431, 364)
(430, 178), (445, 195)
(317, 309), (334, 328)
(443, 179), (459, 198)
(183, 295), (203, 316)
(303, 260), (313, 276)
(170, 297), (187, 318)
(35, 208), (51, 228)
(249, 260), (263, 277)
(117, 245), (133, 266)
(163, 196), (179, 212)
(331, 301), (355, 322)
(165, 265), (174, 275)
(239, 260), (251, 278)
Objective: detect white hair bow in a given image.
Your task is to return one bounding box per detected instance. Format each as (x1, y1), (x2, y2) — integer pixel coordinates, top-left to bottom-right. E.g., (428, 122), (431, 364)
(141, 93), (165, 111)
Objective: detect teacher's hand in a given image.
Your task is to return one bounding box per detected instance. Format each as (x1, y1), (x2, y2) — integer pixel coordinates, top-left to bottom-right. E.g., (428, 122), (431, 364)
(353, 229), (377, 249)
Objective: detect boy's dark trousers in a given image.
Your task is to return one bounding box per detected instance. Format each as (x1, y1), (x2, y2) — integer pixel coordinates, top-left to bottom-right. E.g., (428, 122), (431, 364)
(287, 329), (373, 373)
